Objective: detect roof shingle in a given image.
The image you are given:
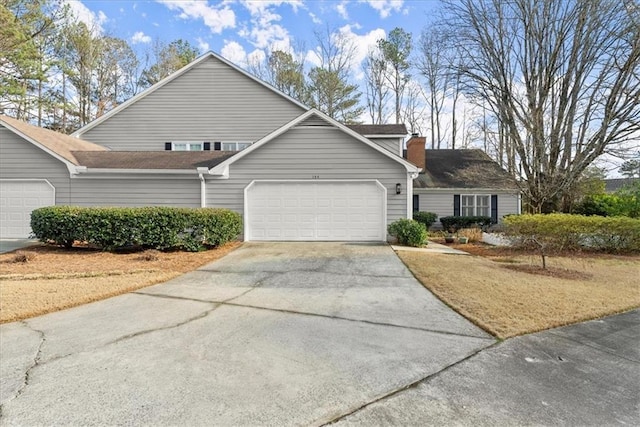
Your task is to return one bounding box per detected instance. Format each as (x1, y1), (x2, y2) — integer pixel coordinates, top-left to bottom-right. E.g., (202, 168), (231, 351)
(0, 115), (106, 165)
(347, 124), (407, 136)
(413, 149), (518, 189)
(72, 151), (237, 170)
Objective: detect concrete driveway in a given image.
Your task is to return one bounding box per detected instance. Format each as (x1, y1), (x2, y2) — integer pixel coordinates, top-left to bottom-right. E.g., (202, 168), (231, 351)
(337, 309), (640, 426)
(0, 239), (40, 254)
(0, 242), (493, 426)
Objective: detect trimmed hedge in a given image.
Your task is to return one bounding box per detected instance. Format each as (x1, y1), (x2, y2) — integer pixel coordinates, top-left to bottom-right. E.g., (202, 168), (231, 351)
(388, 219), (427, 247)
(440, 216), (492, 232)
(503, 213), (640, 252)
(413, 211), (438, 229)
(30, 206), (242, 252)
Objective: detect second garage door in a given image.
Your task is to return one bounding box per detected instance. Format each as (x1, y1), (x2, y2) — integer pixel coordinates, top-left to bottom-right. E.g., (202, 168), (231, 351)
(0, 180), (55, 238)
(246, 180), (386, 241)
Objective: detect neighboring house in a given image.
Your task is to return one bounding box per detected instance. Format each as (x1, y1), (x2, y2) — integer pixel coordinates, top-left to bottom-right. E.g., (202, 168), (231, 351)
(405, 135), (521, 226)
(604, 178), (639, 193)
(0, 52), (419, 241)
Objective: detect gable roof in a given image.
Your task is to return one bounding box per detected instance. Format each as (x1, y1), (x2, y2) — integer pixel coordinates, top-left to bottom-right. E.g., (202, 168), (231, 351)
(73, 151), (236, 170)
(209, 109), (420, 176)
(72, 51), (310, 138)
(347, 124), (407, 136)
(413, 149), (518, 189)
(0, 115), (106, 166)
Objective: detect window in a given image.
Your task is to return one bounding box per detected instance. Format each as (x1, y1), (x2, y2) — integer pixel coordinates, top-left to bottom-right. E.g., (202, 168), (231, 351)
(221, 142), (252, 151)
(172, 142), (203, 151)
(462, 195), (490, 216)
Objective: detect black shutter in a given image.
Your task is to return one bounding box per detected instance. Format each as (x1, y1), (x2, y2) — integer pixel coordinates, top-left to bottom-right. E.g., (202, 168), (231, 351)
(214, 142), (221, 151)
(165, 142), (172, 151)
(453, 194), (461, 216)
(491, 194), (498, 223)
(413, 195), (419, 212)
(203, 142), (211, 151)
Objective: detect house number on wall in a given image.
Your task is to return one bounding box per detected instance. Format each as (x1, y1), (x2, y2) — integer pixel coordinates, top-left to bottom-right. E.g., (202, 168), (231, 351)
(311, 175), (320, 179)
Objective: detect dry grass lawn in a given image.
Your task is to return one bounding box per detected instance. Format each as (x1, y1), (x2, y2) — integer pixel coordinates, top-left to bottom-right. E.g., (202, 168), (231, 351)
(398, 249), (640, 339)
(0, 242), (241, 323)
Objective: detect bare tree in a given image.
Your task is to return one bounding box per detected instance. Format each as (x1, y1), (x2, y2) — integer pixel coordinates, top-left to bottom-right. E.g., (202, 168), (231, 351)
(362, 49), (390, 124)
(417, 29), (451, 149)
(378, 28), (412, 124)
(444, 0), (640, 212)
(306, 26), (363, 122)
(402, 81), (426, 135)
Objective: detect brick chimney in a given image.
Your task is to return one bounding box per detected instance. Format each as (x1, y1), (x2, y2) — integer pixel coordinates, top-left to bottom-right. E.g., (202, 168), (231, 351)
(406, 133), (426, 171)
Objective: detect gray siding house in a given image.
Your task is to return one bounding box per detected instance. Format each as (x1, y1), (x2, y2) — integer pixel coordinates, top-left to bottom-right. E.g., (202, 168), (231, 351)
(1, 52), (419, 240)
(405, 135), (521, 226)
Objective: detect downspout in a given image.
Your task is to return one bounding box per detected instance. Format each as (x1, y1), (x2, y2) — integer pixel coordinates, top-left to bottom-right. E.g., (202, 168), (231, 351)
(407, 170), (420, 218)
(197, 167), (208, 208)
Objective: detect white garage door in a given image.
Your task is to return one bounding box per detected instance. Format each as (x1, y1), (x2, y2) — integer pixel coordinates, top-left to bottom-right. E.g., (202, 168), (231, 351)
(0, 180), (55, 238)
(246, 180), (386, 241)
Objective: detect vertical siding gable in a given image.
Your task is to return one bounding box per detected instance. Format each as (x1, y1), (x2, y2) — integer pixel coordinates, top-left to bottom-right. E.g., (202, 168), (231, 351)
(0, 127), (71, 204)
(81, 55), (307, 151)
(368, 137), (401, 156)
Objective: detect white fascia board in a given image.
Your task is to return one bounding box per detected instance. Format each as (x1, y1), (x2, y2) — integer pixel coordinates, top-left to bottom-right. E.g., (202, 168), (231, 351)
(210, 109), (420, 176)
(76, 168), (197, 175)
(71, 167), (231, 179)
(1, 120), (77, 169)
(363, 134), (407, 138)
(72, 51), (309, 138)
(413, 187), (521, 193)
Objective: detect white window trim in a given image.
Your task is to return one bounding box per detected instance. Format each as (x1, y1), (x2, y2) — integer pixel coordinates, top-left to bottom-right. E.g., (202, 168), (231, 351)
(461, 194), (491, 217)
(171, 142), (204, 151)
(220, 141), (252, 151)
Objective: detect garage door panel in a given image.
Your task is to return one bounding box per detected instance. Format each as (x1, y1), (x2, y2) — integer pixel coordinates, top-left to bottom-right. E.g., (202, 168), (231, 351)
(247, 181), (385, 241)
(1, 180), (55, 238)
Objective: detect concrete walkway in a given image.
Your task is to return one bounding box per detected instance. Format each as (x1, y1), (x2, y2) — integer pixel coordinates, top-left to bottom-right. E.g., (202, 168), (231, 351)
(336, 309), (640, 426)
(391, 241), (469, 255)
(0, 242), (492, 426)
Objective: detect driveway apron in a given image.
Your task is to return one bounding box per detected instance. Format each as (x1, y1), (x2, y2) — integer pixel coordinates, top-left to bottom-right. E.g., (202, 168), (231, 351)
(0, 242), (493, 426)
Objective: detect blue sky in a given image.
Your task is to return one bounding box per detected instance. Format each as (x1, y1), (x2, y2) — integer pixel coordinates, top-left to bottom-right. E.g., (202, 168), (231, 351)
(68, 0), (440, 75)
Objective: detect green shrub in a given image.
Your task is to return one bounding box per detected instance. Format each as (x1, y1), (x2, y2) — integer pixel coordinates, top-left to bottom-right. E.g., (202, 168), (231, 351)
(503, 213), (640, 253)
(31, 206), (242, 252)
(29, 206), (87, 248)
(574, 182), (639, 218)
(413, 211), (438, 229)
(388, 219), (427, 247)
(440, 216), (492, 232)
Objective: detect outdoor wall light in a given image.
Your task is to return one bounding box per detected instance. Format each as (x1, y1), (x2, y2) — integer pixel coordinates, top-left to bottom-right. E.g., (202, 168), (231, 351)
(396, 183), (402, 194)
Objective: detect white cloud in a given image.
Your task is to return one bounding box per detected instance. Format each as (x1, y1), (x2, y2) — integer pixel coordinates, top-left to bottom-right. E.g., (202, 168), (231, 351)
(158, 0), (236, 33)
(309, 12), (322, 24)
(221, 41), (247, 66)
(305, 49), (322, 68)
(247, 49), (266, 66)
(196, 37), (210, 52)
(337, 25), (386, 79)
(304, 26), (384, 77)
(241, 1), (304, 15)
(131, 31), (151, 44)
(336, 1), (349, 19)
(64, 0), (107, 34)
(237, 1), (296, 50)
(361, 0), (404, 18)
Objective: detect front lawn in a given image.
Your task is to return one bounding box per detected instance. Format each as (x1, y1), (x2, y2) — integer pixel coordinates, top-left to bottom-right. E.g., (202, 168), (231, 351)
(398, 244), (640, 339)
(0, 242), (240, 324)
